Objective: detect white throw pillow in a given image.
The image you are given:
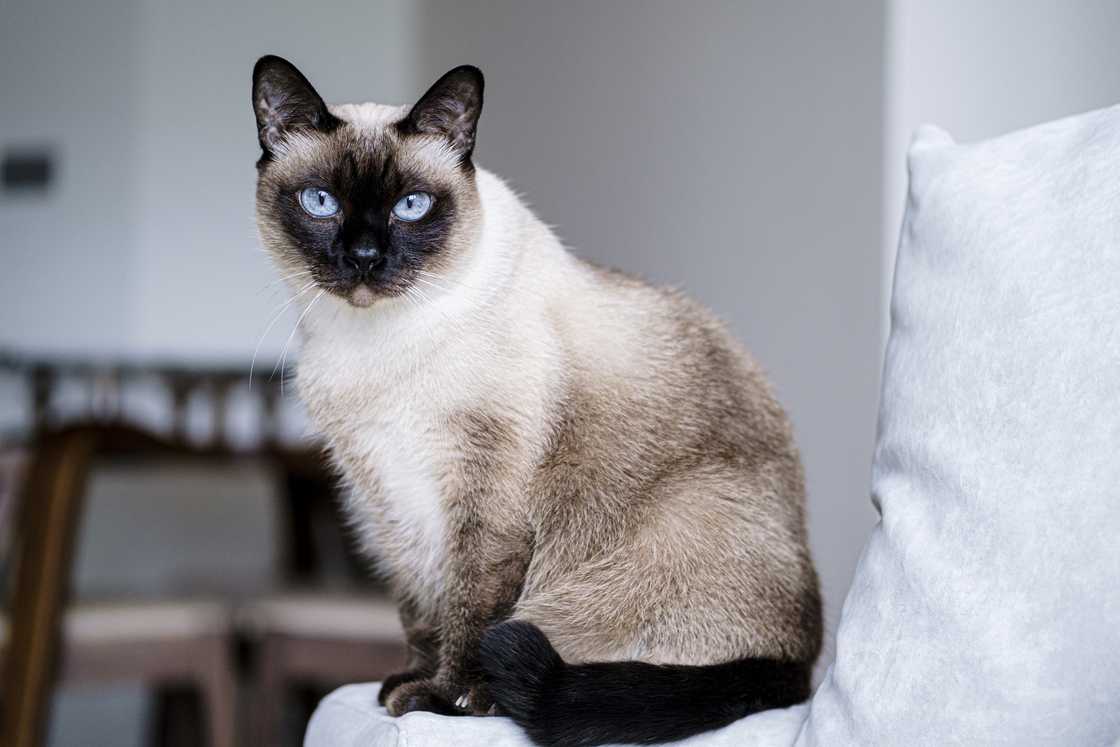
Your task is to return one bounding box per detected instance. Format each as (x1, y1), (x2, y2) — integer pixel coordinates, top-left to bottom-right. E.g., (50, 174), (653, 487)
(798, 110), (1120, 745)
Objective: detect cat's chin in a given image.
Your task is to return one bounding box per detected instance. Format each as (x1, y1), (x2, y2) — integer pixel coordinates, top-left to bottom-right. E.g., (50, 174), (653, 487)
(348, 286), (377, 308)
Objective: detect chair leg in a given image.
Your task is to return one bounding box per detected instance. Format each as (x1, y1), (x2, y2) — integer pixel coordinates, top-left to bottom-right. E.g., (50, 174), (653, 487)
(2, 429), (97, 747)
(253, 634), (286, 747)
(147, 685), (204, 747)
(199, 635), (238, 747)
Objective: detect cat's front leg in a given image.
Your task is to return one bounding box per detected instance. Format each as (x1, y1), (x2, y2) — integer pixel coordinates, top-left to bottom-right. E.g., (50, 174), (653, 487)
(383, 412), (534, 718)
(383, 522), (531, 717)
(378, 597), (440, 706)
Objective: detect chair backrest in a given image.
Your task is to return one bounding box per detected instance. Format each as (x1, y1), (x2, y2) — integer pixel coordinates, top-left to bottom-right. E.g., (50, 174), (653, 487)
(73, 458), (283, 599)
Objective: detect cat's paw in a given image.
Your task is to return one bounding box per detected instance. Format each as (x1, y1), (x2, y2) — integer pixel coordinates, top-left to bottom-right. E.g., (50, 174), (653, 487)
(383, 678), (463, 717)
(461, 684), (496, 716)
(378, 670), (429, 706)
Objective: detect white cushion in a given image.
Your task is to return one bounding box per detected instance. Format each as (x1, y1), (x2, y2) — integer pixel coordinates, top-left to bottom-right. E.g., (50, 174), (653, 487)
(799, 110), (1120, 745)
(307, 104), (1120, 746)
(305, 684), (808, 747)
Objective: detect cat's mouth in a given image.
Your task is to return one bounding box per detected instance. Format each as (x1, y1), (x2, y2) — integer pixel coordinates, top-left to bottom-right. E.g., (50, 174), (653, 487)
(349, 286), (377, 308)
(322, 277), (413, 308)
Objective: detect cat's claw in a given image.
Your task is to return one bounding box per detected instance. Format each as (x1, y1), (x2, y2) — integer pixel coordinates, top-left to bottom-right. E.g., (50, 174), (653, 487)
(384, 678), (463, 717)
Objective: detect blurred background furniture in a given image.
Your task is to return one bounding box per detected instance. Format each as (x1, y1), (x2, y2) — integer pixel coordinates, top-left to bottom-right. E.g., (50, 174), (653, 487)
(0, 355), (407, 747)
(240, 592), (405, 745)
(0, 599), (237, 747)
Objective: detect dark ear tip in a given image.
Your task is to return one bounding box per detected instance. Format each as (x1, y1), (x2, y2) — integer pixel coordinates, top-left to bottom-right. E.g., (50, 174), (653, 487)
(445, 65), (484, 90)
(253, 54), (295, 82)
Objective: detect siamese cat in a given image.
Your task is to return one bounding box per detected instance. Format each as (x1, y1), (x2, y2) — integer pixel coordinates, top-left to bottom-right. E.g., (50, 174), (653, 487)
(252, 55), (821, 747)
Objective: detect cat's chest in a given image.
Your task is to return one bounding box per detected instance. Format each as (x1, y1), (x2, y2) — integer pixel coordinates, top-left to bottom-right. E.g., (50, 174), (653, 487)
(347, 405), (450, 602)
(298, 349), (468, 605)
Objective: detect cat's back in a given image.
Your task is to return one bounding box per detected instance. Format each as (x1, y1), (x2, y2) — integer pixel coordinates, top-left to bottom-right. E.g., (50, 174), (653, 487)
(556, 257), (786, 427)
(533, 251), (802, 504)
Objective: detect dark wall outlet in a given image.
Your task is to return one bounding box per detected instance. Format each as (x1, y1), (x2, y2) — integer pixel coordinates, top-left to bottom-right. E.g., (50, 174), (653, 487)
(2, 147), (56, 193)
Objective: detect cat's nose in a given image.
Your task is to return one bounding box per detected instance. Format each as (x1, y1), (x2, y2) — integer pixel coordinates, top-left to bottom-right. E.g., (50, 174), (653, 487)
(346, 245), (384, 276)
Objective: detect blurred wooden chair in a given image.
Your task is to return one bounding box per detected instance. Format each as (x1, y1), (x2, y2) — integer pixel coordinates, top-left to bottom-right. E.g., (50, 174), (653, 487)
(0, 358), (288, 746)
(0, 357), (408, 746)
(240, 592), (405, 746)
(0, 425), (241, 747)
(0, 600), (236, 747)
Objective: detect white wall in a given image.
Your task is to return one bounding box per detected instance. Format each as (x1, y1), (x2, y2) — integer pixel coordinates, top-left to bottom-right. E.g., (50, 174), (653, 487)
(0, 0), (141, 356)
(415, 0), (886, 665)
(884, 0), (1120, 322)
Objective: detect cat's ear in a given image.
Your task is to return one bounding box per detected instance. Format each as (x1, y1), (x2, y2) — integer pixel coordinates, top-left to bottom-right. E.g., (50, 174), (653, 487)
(400, 65), (484, 163)
(251, 55), (336, 154)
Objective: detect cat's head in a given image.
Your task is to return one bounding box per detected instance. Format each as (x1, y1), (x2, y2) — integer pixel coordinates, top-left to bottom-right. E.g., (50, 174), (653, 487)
(251, 55), (484, 308)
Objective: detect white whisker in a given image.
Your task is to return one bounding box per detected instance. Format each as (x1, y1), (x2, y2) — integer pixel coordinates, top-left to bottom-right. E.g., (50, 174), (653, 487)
(276, 270), (313, 283)
(249, 281), (317, 391)
(402, 288), (423, 312)
(413, 276), (452, 295)
(275, 289), (326, 396)
(416, 269), (479, 293)
(258, 271), (313, 295)
(409, 284), (462, 330)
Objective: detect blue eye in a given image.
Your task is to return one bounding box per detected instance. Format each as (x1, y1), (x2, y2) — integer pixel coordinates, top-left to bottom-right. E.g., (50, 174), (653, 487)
(392, 192), (433, 222)
(299, 187), (340, 217)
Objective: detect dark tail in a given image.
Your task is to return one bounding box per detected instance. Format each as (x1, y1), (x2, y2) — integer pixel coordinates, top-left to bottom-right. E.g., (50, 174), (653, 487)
(479, 621), (813, 747)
